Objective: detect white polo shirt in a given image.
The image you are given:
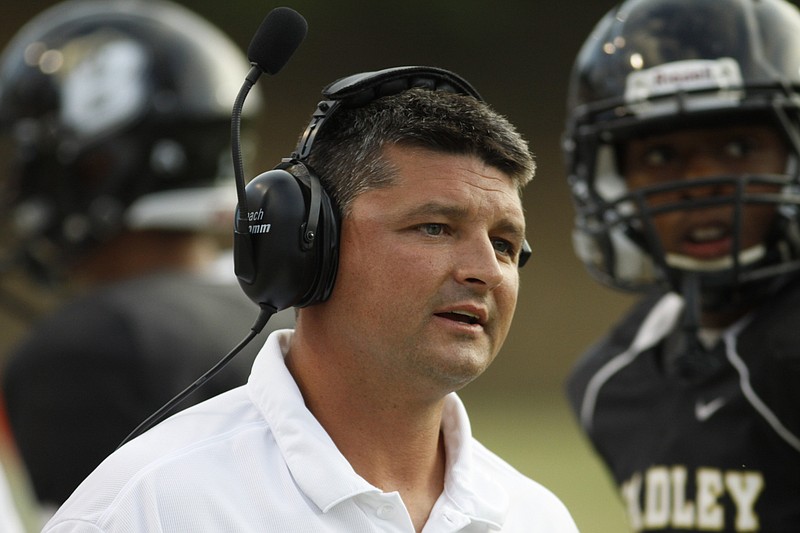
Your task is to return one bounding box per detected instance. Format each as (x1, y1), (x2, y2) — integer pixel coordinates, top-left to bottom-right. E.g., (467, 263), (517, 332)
(44, 330), (578, 532)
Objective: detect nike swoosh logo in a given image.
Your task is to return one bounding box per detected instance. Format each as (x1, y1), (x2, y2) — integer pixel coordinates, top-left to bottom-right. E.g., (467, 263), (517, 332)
(695, 397), (727, 421)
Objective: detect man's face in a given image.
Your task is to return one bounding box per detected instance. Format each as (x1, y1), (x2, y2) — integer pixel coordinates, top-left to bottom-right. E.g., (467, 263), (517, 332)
(324, 144), (525, 398)
(623, 124), (788, 267)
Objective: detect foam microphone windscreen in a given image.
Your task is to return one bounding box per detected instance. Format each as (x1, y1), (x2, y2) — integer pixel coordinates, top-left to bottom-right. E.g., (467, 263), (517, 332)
(247, 7), (308, 75)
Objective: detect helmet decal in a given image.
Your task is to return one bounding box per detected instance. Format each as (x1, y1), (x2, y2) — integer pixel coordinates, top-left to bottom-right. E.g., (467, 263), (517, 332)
(624, 58), (744, 118)
(61, 35), (148, 137)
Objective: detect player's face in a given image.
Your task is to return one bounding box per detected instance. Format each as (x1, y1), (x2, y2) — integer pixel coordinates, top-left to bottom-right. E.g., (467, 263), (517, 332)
(623, 124), (788, 264)
(329, 144), (525, 398)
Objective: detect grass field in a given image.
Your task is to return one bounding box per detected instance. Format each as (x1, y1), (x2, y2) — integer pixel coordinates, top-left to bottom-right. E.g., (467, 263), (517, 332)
(461, 388), (631, 533)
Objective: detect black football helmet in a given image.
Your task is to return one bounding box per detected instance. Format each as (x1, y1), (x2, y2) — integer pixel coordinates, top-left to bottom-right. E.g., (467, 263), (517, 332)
(0, 0), (260, 280)
(563, 0), (800, 306)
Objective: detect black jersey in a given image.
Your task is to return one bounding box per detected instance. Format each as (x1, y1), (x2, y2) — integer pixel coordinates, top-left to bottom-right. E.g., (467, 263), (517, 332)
(2, 271), (295, 507)
(566, 281), (800, 532)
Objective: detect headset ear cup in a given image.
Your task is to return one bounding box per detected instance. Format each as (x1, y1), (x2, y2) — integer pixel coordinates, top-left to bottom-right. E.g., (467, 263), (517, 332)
(234, 168), (340, 310)
(234, 169), (315, 310)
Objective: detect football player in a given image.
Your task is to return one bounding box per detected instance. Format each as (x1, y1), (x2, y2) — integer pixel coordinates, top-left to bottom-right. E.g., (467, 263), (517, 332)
(563, 0), (800, 531)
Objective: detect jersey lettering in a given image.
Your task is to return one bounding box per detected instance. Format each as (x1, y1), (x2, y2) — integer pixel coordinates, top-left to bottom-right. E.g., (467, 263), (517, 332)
(621, 466), (764, 531)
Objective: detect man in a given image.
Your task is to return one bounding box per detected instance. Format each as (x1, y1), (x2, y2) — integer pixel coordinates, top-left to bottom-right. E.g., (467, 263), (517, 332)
(42, 66), (579, 532)
(0, 0), (294, 513)
(563, 0), (800, 531)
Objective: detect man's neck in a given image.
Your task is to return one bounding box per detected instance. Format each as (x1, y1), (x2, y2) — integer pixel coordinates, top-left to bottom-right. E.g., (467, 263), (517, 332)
(339, 420), (446, 532)
(286, 329), (448, 531)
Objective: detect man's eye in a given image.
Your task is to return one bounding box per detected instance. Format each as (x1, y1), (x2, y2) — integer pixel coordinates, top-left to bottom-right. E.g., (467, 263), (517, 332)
(492, 238), (515, 256)
(421, 223), (444, 236)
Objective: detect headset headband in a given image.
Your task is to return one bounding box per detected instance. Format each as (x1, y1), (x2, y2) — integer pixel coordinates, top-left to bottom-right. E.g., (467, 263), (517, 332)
(292, 66), (482, 160)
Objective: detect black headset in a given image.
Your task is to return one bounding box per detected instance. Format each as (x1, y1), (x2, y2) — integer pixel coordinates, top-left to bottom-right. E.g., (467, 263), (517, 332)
(233, 65), (534, 314)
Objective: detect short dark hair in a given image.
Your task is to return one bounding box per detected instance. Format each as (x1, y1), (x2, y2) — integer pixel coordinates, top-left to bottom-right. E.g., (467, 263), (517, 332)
(304, 88), (534, 215)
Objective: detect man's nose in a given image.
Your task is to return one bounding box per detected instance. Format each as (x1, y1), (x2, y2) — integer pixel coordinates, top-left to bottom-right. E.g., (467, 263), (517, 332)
(454, 236), (504, 291)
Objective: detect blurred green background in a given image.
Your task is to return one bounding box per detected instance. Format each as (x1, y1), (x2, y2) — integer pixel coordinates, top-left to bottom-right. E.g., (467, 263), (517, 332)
(2, 0), (749, 530)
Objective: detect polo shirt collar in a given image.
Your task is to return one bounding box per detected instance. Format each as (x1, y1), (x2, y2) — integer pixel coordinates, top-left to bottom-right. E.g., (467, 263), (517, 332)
(247, 330), (375, 511)
(247, 330), (509, 527)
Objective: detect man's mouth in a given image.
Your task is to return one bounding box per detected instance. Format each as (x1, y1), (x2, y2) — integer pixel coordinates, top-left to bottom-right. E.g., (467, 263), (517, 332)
(434, 311), (481, 325)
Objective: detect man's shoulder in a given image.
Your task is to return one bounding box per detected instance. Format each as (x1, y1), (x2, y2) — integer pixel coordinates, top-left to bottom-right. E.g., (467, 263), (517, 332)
(43, 387), (271, 531)
(469, 439), (579, 531)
